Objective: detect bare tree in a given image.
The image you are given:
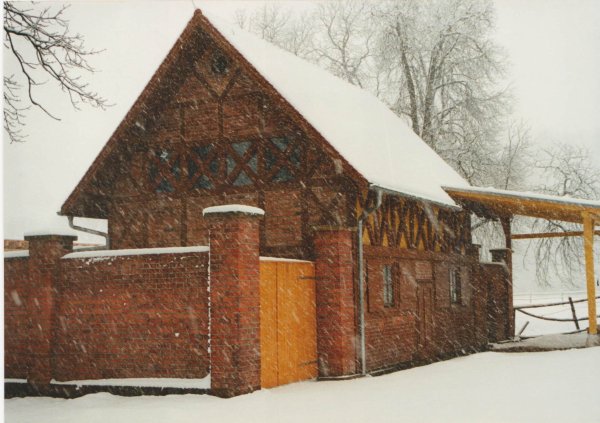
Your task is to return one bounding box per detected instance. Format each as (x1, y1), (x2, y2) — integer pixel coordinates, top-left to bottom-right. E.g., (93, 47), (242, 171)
(235, 4), (315, 59)
(3, 2), (108, 143)
(471, 120), (532, 258)
(312, 0), (376, 89)
(374, 0), (511, 185)
(527, 143), (600, 287)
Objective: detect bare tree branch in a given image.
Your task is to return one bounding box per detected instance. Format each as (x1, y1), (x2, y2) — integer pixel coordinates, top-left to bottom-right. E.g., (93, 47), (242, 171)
(3, 2), (109, 143)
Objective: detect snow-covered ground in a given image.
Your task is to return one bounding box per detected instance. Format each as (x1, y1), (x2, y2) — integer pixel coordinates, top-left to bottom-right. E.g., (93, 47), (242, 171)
(5, 347), (599, 423)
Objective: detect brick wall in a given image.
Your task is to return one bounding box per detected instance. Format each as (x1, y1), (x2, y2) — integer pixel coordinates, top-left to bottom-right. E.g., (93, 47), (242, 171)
(54, 251), (209, 381)
(4, 256), (32, 378)
(480, 261), (512, 342)
(4, 247), (209, 383)
(363, 247), (494, 372)
(364, 257), (418, 370)
(314, 228), (357, 377)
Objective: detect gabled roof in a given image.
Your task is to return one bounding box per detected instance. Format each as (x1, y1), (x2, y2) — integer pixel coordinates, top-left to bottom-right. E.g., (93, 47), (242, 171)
(204, 11), (469, 206)
(61, 9), (469, 216)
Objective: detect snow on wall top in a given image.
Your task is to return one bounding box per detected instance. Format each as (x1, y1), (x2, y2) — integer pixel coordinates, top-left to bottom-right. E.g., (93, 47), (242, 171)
(444, 186), (600, 209)
(202, 205), (265, 216)
(23, 229), (78, 238)
(203, 11), (469, 207)
(4, 250), (30, 259)
(63, 246), (209, 260)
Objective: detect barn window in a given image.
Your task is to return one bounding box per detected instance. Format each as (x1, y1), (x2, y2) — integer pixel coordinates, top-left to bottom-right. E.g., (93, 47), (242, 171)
(149, 149), (179, 193)
(383, 264), (394, 307)
(450, 268), (462, 304)
(225, 140), (257, 187)
(189, 145), (219, 190)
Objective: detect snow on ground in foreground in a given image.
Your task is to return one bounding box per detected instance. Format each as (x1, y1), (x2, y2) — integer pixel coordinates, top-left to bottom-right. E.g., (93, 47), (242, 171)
(6, 348), (599, 423)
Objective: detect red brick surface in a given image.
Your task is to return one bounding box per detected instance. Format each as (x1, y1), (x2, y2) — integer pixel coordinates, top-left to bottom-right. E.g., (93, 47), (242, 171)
(205, 210), (262, 397)
(314, 228), (357, 377)
(4, 256), (33, 379)
(55, 252), (209, 381)
(4, 244), (209, 384)
(363, 248), (503, 372)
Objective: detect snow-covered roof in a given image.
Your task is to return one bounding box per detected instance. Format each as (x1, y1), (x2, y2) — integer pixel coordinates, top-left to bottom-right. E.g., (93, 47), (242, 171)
(203, 11), (469, 207)
(444, 186), (600, 209)
(444, 185), (600, 223)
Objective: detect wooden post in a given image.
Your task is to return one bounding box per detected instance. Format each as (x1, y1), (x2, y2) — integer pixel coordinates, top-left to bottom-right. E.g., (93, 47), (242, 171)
(582, 212), (597, 335)
(568, 297), (580, 330)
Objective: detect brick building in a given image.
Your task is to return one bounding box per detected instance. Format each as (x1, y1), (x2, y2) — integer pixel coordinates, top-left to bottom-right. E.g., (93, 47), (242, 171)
(4, 10), (513, 398)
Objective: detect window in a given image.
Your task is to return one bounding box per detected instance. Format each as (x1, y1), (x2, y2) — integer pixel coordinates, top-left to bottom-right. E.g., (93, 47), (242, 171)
(383, 265), (394, 307)
(450, 268), (462, 304)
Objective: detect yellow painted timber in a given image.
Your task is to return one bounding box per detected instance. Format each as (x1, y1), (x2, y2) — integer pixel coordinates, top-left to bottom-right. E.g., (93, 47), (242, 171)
(583, 213), (597, 335)
(512, 230), (600, 239)
(259, 261), (278, 388)
(260, 260), (317, 388)
(445, 188), (600, 223)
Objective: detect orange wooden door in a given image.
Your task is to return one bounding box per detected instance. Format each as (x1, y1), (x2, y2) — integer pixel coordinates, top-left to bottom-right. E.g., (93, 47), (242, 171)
(259, 260), (317, 388)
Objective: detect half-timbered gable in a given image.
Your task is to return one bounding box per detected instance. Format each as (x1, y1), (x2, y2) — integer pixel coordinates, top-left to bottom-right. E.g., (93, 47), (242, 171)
(63, 15), (361, 258)
(61, 11), (473, 262)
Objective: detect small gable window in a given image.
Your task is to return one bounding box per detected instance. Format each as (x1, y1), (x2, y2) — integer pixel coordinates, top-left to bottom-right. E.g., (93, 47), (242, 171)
(450, 268), (462, 304)
(211, 54), (229, 76)
(383, 264), (394, 307)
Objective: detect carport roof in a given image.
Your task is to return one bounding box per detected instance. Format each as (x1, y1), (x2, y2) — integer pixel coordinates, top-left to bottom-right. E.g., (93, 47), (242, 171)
(443, 186), (600, 224)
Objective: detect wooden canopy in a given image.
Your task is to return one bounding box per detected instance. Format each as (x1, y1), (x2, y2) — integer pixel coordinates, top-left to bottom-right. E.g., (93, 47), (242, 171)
(445, 186), (600, 336)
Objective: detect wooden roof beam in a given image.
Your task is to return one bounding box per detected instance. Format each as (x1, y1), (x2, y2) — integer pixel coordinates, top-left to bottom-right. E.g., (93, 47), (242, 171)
(512, 230), (600, 239)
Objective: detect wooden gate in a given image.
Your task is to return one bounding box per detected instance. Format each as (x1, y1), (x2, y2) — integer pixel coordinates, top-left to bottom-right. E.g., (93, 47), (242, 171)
(259, 259), (317, 388)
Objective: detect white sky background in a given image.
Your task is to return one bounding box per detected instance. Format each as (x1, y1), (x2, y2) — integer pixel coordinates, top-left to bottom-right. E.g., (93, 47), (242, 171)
(2, 1), (599, 290)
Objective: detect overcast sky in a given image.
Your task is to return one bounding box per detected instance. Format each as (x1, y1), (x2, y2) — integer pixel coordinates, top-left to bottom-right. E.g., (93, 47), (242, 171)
(3, 0), (600, 247)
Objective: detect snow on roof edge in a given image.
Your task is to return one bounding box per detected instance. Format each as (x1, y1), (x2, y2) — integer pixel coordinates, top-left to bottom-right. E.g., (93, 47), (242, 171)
(444, 186), (600, 209)
(371, 184), (462, 210)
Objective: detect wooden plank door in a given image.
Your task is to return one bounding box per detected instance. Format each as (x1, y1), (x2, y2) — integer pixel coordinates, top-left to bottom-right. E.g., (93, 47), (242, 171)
(417, 282), (434, 356)
(259, 260), (317, 388)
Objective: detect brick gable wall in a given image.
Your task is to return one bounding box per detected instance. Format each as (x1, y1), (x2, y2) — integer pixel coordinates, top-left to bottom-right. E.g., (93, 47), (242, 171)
(105, 33), (354, 260)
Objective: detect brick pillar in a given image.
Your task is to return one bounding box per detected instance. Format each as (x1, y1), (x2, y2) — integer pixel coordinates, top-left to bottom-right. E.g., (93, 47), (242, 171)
(313, 227), (356, 377)
(203, 205), (264, 397)
(490, 248), (514, 339)
(23, 233), (77, 385)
